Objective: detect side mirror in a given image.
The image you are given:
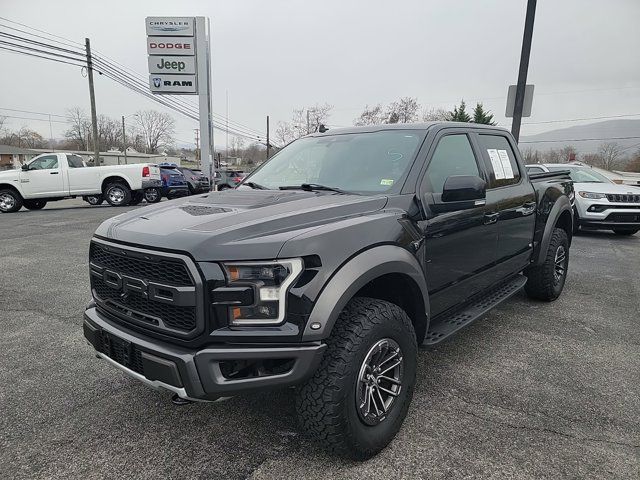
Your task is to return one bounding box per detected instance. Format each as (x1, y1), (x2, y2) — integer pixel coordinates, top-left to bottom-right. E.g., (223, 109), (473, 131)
(21, 164), (29, 171)
(441, 175), (486, 202)
(429, 175), (486, 213)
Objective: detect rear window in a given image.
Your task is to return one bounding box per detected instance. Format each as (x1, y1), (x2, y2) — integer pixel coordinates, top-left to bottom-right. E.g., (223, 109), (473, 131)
(67, 155), (85, 168)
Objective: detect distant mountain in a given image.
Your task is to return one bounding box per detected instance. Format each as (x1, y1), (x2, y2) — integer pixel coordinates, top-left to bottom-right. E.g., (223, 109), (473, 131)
(519, 119), (640, 155)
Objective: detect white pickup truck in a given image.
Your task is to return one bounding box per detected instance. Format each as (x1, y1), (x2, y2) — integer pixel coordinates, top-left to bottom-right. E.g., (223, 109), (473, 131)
(0, 152), (162, 213)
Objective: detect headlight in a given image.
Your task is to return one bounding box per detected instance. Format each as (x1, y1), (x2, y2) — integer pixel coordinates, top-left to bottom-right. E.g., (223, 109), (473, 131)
(221, 259), (303, 326)
(578, 191), (606, 199)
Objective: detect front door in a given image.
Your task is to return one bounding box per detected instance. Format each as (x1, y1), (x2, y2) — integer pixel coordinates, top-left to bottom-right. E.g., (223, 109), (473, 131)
(19, 154), (65, 197)
(419, 132), (499, 316)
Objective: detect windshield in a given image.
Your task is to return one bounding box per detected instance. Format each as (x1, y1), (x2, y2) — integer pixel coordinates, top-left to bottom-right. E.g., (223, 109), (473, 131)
(547, 166), (612, 183)
(240, 130), (424, 193)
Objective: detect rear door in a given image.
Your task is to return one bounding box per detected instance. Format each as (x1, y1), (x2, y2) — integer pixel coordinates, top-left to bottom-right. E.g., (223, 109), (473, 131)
(418, 130), (499, 316)
(19, 154), (66, 197)
(475, 132), (536, 277)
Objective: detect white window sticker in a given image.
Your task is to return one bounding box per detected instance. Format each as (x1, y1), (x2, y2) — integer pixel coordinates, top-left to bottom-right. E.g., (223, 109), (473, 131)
(380, 179), (394, 186)
(497, 149), (515, 179)
(487, 149), (506, 179)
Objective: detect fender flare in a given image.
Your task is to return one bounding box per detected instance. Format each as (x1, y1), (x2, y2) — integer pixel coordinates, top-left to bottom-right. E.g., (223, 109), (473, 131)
(101, 175), (133, 193)
(0, 182), (25, 199)
(302, 245), (429, 341)
(535, 195), (572, 265)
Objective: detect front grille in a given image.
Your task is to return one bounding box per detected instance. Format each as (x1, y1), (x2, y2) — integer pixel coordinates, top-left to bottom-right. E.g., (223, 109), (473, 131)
(605, 212), (640, 223)
(90, 243), (192, 286)
(606, 193), (640, 203)
(89, 240), (203, 338)
(95, 330), (144, 375)
(93, 277), (197, 331)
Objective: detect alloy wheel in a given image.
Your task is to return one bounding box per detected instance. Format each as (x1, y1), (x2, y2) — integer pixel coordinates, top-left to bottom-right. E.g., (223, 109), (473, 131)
(0, 193), (16, 212)
(108, 187), (125, 205)
(554, 245), (567, 284)
(356, 338), (404, 426)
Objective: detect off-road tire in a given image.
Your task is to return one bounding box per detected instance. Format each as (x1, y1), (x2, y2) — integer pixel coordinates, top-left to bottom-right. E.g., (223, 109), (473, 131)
(128, 191), (144, 206)
(85, 195), (104, 206)
(104, 181), (132, 207)
(525, 227), (569, 301)
(144, 188), (162, 203)
(612, 228), (639, 236)
(23, 199), (47, 210)
(296, 297), (417, 460)
(0, 188), (23, 213)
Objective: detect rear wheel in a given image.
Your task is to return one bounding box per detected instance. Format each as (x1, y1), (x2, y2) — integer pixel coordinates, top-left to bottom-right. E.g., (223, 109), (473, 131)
(85, 195), (104, 206)
(525, 227), (569, 301)
(612, 228), (639, 236)
(128, 191), (144, 206)
(104, 182), (131, 207)
(23, 199), (47, 210)
(144, 187), (162, 203)
(0, 188), (23, 213)
(296, 297), (417, 460)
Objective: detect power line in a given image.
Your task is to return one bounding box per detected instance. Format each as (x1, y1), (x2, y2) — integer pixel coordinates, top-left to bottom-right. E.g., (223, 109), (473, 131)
(0, 44), (86, 67)
(0, 107), (67, 118)
(520, 136), (640, 144)
(1, 114), (68, 124)
(0, 31), (85, 56)
(522, 113), (640, 125)
(0, 39), (85, 62)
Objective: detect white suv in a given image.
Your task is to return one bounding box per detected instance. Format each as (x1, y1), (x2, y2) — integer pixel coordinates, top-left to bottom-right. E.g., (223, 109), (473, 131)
(526, 164), (640, 236)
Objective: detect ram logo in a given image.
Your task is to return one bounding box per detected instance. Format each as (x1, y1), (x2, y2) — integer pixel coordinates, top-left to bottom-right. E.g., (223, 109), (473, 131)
(152, 77), (162, 88)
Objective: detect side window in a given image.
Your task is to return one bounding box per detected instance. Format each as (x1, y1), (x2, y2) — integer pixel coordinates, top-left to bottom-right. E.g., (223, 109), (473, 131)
(526, 166), (544, 174)
(67, 155), (85, 168)
(28, 155), (59, 170)
(425, 134), (479, 193)
(478, 135), (521, 188)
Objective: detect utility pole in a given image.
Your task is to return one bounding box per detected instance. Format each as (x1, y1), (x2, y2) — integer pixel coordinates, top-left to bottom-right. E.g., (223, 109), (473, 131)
(85, 38), (100, 165)
(194, 128), (200, 165)
(225, 89), (229, 160)
(511, 0), (537, 142)
(48, 114), (54, 151)
(121, 116), (127, 164)
(266, 115), (270, 160)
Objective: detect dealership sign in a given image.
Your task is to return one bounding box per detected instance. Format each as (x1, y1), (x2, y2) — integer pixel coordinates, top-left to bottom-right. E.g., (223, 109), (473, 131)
(146, 17), (194, 36)
(148, 56), (196, 74)
(146, 37), (195, 56)
(146, 17), (197, 94)
(149, 74), (197, 93)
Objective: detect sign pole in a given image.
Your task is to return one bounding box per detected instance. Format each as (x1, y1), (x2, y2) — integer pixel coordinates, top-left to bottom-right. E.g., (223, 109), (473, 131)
(511, 0), (537, 142)
(195, 16), (213, 182)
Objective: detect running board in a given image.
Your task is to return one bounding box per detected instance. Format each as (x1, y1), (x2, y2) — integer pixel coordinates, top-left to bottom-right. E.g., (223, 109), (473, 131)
(423, 275), (527, 346)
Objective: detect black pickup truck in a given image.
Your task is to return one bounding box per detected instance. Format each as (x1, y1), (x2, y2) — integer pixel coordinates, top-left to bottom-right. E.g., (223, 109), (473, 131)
(83, 122), (574, 459)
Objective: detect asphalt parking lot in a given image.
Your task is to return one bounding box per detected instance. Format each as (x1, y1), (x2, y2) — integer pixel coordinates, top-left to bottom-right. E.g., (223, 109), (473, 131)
(1, 198), (638, 479)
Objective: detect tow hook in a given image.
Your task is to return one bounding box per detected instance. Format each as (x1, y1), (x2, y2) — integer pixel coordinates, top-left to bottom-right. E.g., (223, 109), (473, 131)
(171, 393), (193, 406)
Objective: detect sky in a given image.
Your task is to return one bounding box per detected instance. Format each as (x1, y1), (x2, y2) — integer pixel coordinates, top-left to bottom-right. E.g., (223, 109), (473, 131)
(1, 0), (639, 150)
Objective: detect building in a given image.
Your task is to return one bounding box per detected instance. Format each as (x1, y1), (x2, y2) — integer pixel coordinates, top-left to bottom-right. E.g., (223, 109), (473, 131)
(0, 145), (38, 170)
(28, 148), (181, 167)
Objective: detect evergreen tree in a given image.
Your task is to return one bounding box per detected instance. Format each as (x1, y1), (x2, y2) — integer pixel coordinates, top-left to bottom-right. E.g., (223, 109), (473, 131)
(450, 100), (471, 122)
(472, 102), (497, 125)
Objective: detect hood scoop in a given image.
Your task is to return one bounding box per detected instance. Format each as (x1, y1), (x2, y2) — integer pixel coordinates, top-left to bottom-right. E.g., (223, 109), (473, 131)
(179, 205), (232, 216)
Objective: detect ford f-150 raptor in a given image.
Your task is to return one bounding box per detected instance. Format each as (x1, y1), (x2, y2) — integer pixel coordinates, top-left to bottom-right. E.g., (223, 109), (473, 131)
(83, 122), (574, 459)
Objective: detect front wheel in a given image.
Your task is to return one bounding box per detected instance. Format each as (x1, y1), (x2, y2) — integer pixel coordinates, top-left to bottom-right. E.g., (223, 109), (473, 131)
(23, 199), (47, 210)
(104, 182), (131, 207)
(0, 188), (23, 213)
(525, 227), (569, 301)
(144, 187), (162, 203)
(296, 298), (417, 460)
(613, 228), (639, 236)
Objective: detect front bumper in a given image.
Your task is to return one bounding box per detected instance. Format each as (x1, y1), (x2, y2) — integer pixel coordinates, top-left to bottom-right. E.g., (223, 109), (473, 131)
(162, 185), (189, 198)
(576, 199), (640, 229)
(83, 307), (326, 401)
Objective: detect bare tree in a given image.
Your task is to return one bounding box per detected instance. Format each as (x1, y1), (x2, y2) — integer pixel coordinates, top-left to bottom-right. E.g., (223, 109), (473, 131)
(135, 110), (176, 153)
(558, 145), (577, 163)
(354, 104), (385, 126)
(276, 103), (333, 144)
(65, 107), (91, 150)
(597, 142), (623, 170)
(582, 153), (602, 166)
(0, 115), (7, 132)
(421, 107), (451, 122)
(386, 97), (419, 123)
(521, 147), (541, 164)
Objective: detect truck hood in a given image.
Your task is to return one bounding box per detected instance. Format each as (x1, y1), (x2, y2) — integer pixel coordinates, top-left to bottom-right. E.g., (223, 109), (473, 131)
(95, 189), (388, 261)
(0, 169), (18, 180)
(573, 182), (640, 195)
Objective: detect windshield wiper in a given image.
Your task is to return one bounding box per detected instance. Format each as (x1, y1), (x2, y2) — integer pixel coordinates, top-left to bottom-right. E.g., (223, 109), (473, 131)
(279, 183), (351, 194)
(242, 181), (269, 190)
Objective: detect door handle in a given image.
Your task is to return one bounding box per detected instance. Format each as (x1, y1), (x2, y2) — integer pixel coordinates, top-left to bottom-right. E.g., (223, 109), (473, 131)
(516, 201), (536, 215)
(50, 171), (59, 175)
(484, 212), (499, 225)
